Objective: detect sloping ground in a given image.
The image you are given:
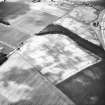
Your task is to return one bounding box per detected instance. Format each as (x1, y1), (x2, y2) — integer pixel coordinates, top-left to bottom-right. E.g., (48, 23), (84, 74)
(0, 1), (105, 105)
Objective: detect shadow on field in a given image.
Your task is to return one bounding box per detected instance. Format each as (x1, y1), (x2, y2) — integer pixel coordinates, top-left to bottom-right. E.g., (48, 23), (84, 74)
(0, 1), (30, 20)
